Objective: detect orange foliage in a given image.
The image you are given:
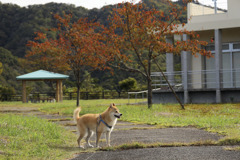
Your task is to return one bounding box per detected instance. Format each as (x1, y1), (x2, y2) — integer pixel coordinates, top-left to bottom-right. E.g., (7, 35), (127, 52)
(105, 1), (212, 72)
(103, 1), (212, 107)
(26, 14), (113, 73)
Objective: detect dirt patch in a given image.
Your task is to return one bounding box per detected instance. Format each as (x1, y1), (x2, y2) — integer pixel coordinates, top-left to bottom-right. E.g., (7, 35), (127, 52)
(0, 107), (39, 112)
(154, 112), (179, 117)
(48, 118), (72, 122)
(0, 138), (8, 147)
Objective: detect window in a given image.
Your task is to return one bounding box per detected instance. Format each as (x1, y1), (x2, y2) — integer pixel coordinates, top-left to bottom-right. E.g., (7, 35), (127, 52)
(233, 43), (240, 50)
(204, 43), (240, 88)
(222, 52), (232, 88)
(233, 52), (240, 87)
(205, 44), (215, 51)
(222, 44), (229, 50)
(205, 54), (216, 88)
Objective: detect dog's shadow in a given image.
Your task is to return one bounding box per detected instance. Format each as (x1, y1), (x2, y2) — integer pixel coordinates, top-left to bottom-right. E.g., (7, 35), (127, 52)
(49, 145), (99, 152)
(49, 145), (84, 151)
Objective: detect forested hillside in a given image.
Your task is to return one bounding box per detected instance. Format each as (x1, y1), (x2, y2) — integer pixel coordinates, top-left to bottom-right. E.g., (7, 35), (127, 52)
(0, 0), (186, 94)
(0, 2), (89, 57)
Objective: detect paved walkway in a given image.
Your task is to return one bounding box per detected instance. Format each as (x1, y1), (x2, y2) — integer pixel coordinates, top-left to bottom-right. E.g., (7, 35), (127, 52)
(71, 146), (240, 160)
(1, 106), (240, 160)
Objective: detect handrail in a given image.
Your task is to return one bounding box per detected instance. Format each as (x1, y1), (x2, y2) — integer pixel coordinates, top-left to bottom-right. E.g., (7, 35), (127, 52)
(151, 68), (240, 89)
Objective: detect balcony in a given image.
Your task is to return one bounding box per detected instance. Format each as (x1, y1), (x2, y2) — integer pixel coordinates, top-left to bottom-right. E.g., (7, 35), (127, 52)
(189, 0), (227, 17)
(151, 68), (240, 91)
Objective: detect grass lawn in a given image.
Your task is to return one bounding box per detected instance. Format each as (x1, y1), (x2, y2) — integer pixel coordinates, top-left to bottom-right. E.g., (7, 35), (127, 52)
(0, 113), (77, 160)
(1, 99), (240, 159)
(39, 100), (240, 145)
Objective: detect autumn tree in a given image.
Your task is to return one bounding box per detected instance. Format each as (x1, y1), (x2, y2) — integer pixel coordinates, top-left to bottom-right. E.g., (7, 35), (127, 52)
(106, 1), (211, 108)
(26, 14), (112, 106)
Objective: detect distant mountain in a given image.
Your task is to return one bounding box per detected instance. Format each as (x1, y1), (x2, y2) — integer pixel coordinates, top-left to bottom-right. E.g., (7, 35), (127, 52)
(0, 2), (88, 57)
(0, 0), (186, 58)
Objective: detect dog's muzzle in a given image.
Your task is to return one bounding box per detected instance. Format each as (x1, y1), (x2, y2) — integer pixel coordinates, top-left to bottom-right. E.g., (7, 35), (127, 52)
(114, 113), (122, 119)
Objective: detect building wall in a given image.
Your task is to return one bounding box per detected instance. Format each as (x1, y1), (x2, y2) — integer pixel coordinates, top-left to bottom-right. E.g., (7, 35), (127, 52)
(197, 30), (214, 43)
(187, 25), (240, 89)
(184, 0), (240, 31)
(227, 0), (240, 18)
(194, 28), (240, 43)
(160, 0), (240, 104)
(188, 3), (225, 17)
(222, 29), (240, 43)
(152, 90), (240, 104)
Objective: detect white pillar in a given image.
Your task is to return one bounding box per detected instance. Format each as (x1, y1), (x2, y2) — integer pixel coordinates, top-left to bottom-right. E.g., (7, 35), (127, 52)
(181, 34), (191, 104)
(215, 29), (222, 103)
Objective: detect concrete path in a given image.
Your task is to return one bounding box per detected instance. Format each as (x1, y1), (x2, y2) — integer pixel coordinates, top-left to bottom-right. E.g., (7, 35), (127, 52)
(71, 146), (240, 160)
(1, 106), (240, 160)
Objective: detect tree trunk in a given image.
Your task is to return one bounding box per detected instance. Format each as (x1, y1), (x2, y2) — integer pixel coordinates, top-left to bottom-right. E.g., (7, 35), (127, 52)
(147, 78), (152, 109)
(118, 91), (121, 98)
(76, 85), (80, 107)
(153, 59), (185, 110)
(147, 53), (153, 109)
(160, 70), (185, 110)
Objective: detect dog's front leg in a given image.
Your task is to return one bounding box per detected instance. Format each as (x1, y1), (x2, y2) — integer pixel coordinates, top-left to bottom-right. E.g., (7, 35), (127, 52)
(96, 131), (102, 148)
(106, 131), (111, 147)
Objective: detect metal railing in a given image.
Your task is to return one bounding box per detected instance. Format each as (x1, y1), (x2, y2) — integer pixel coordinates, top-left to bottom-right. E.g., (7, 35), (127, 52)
(0, 91), (130, 102)
(151, 71), (183, 89)
(151, 68), (240, 90)
(190, 0), (228, 16)
(127, 90), (147, 104)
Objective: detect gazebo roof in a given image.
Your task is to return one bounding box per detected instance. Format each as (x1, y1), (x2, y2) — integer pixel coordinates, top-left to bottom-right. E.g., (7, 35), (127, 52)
(16, 70), (69, 80)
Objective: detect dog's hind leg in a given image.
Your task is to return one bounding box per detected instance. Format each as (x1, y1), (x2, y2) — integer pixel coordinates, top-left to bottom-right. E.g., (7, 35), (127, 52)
(77, 134), (85, 149)
(106, 131), (111, 147)
(77, 126), (85, 149)
(85, 129), (94, 148)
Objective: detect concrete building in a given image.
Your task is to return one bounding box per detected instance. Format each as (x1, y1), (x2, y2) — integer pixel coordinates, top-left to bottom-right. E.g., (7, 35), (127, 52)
(152, 0), (240, 104)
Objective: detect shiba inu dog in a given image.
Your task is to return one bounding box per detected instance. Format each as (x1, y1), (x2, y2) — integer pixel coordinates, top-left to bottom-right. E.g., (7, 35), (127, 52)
(73, 103), (122, 148)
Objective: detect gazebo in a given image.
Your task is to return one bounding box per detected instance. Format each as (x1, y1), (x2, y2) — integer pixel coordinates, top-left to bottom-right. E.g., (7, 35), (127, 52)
(16, 70), (69, 103)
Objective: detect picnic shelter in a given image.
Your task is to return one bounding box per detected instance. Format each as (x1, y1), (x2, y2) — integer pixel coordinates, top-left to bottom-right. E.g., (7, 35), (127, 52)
(16, 70), (69, 103)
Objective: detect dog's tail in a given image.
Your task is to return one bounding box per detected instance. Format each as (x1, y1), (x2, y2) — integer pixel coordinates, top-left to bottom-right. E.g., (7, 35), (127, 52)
(73, 107), (81, 123)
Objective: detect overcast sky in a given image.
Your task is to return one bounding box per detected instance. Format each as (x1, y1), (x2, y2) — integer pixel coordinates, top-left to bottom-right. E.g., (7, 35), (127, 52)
(0, 0), (227, 9)
(0, 0), (140, 9)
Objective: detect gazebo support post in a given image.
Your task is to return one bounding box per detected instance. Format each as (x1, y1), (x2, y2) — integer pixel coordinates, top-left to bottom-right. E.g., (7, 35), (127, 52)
(56, 80), (60, 102)
(59, 80), (63, 102)
(22, 80), (27, 103)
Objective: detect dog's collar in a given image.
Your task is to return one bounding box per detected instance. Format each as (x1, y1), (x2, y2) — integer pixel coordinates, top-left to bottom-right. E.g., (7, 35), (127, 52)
(98, 114), (112, 129)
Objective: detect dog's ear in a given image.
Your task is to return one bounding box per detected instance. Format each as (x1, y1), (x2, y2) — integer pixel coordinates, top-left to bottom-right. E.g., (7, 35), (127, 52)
(110, 103), (115, 108)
